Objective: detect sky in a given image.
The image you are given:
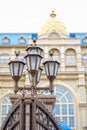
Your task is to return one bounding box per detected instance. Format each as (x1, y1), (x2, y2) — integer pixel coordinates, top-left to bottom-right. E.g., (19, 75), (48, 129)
(0, 0), (87, 33)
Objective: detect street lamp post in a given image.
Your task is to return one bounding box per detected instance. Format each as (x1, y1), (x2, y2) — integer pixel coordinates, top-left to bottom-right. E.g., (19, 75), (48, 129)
(8, 39), (60, 130)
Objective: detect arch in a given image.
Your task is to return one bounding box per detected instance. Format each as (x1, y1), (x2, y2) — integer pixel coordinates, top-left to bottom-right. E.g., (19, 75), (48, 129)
(18, 36), (26, 43)
(48, 31), (60, 39)
(41, 81), (77, 130)
(41, 81), (77, 102)
(54, 81), (77, 102)
(53, 86), (75, 129)
(1, 93), (13, 125)
(65, 48), (76, 62)
(0, 92), (13, 103)
(82, 36), (87, 43)
(2, 36), (10, 43)
(65, 48), (76, 55)
(49, 48), (60, 61)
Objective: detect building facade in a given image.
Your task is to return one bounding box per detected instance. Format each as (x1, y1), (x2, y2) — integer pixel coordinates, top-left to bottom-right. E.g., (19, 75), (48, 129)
(0, 11), (87, 130)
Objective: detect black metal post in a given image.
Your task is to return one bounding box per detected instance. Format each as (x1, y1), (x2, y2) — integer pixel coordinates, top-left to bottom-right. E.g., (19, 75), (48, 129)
(20, 98), (25, 130)
(30, 98), (36, 130)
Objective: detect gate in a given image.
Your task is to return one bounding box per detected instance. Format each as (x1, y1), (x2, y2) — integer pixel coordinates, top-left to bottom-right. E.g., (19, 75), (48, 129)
(1, 97), (61, 130)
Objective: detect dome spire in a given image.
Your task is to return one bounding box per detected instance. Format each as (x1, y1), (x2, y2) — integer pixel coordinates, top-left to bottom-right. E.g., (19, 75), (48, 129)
(50, 10), (56, 18)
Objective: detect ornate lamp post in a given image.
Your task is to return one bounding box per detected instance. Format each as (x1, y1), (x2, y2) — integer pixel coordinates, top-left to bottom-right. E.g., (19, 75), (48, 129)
(43, 52), (60, 93)
(27, 67), (43, 85)
(8, 51), (25, 93)
(8, 39), (60, 130)
(8, 39), (60, 95)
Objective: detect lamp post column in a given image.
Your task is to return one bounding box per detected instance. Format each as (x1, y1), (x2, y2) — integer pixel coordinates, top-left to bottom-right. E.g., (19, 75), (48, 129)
(30, 98), (36, 130)
(20, 98), (25, 130)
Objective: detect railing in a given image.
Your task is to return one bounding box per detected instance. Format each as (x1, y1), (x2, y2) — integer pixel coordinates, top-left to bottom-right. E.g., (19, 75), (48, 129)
(1, 98), (25, 130)
(1, 97), (61, 130)
(35, 100), (60, 130)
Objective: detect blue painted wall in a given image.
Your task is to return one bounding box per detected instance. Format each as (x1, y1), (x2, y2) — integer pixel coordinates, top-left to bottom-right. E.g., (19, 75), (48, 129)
(70, 33), (87, 44)
(0, 33), (37, 45)
(0, 33), (87, 45)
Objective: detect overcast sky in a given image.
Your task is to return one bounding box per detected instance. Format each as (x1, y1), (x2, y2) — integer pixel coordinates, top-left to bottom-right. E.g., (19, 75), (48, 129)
(0, 0), (87, 33)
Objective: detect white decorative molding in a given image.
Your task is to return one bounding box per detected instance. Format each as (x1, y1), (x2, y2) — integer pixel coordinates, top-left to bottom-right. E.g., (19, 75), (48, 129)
(78, 78), (85, 86)
(79, 87), (86, 103)
(29, 38), (80, 45)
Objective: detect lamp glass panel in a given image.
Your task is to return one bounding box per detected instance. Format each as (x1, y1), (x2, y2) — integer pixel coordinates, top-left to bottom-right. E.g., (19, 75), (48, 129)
(54, 62), (58, 76)
(36, 68), (41, 82)
(49, 62), (54, 76)
(26, 56), (30, 71)
(27, 48), (31, 54)
(36, 56), (41, 70)
(28, 72), (32, 82)
(9, 63), (13, 77)
(37, 49), (41, 55)
(14, 62), (19, 76)
(19, 63), (24, 77)
(31, 56), (36, 70)
(45, 63), (49, 76)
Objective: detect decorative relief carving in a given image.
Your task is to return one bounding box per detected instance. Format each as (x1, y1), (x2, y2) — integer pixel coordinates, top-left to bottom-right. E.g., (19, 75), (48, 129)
(64, 80), (77, 91)
(78, 78), (85, 85)
(37, 39), (80, 45)
(0, 89), (9, 95)
(79, 87), (86, 103)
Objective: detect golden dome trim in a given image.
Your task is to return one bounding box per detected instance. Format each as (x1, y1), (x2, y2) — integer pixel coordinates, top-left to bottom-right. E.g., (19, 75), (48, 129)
(50, 10), (56, 18)
(38, 11), (69, 36)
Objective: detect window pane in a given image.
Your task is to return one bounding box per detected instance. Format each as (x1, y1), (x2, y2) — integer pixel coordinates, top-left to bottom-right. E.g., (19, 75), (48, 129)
(61, 97), (66, 103)
(0, 56), (9, 63)
(69, 104), (74, 115)
(2, 98), (8, 104)
(8, 105), (12, 111)
(2, 105), (7, 115)
(63, 117), (67, 124)
(66, 93), (73, 102)
(83, 55), (87, 62)
(56, 93), (62, 98)
(66, 55), (75, 61)
(2, 117), (6, 124)
(53, 105), (60, 114)
(62, 104), (67, 115)
(56, 87), (66, 93)
(69, 117), (74, 127)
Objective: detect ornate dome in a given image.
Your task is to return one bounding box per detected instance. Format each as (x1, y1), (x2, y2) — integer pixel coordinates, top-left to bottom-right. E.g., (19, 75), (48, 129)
(38, 11), (69, 36)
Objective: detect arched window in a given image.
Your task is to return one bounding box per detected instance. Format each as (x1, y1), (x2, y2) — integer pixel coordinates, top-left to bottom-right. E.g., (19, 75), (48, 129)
(65, 49), (76, 62)
(2, 36), (10, 44)
(0, 55), (10, 63)
(18, 36), (26, 44)
(1, 97), (12, 124)
(49, 49), (60, 61)
(53, 86), (75, 130)
(82, 36), (87, 43)
(82, 55), (87, 62)
(48, 32), (60, 39)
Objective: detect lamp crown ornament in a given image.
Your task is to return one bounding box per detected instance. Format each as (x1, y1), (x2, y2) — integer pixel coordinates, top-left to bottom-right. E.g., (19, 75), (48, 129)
(49, 51), (53, 57)
(32, 38), (37, 44)
(15, 50), (20, 57)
